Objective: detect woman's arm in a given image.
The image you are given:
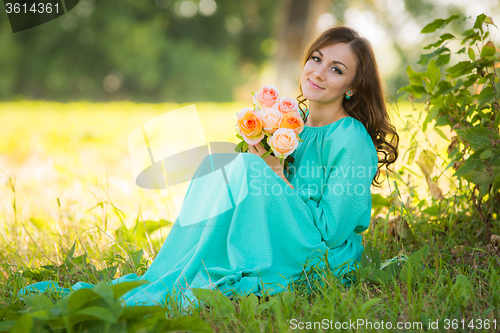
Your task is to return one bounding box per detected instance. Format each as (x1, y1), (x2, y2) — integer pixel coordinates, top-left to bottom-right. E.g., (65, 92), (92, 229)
(297, 122), (378, 248)
(248, 144), (295, 189)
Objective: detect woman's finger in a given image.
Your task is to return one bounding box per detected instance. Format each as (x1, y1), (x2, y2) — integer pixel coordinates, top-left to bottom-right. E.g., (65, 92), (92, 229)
(250, 144), (259, 155)
(255, 143), (267, 154)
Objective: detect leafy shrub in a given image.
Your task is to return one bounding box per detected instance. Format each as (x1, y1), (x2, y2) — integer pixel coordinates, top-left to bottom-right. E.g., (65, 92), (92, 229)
(0, 281), (212, 333)
(399, 13), (500, 237)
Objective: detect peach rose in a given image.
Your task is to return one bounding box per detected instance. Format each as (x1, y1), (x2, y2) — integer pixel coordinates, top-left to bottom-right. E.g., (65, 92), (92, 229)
(279, 111), (304, 135)
(278, 96), (298, 114)
(236, 108), (265, 146)
(269, 128), (299, 159)
(253, 85), (279, 109)
(260, 107), (282, 134)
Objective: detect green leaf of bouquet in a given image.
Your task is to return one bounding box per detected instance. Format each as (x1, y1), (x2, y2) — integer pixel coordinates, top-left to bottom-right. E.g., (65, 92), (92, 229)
(261, 150), (273, 159)
(234, 141), (244, 153)
(112, 280), (150, 299)
(235, 133), (243, 140)
(242, 142), (249, 152)
(260, 136), (269, 147)
(77, 306), (117, 323)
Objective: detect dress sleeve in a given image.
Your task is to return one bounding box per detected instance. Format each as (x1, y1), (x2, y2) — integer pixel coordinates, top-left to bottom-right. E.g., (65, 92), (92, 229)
(297, 120), (378, 249)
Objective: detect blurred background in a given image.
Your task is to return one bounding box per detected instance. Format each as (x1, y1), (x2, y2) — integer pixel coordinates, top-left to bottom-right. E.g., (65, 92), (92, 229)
(0, 0), (499, 103)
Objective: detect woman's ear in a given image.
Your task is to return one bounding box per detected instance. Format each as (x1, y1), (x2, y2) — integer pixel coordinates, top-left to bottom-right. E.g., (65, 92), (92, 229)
(346, 89), (355, 97)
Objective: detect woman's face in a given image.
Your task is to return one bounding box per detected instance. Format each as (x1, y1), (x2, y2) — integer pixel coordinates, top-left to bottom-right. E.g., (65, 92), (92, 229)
(300, 42), (358, 107)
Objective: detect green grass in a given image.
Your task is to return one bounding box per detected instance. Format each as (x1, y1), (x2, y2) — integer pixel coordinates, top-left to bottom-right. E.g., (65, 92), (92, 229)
(0, 101), (499, 332)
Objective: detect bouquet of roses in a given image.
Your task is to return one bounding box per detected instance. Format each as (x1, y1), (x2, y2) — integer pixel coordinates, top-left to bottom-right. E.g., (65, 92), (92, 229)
(234, 84), (304, 173)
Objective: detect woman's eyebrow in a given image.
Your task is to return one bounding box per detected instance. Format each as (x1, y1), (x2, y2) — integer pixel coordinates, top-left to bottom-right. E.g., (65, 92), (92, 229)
(315, 50), (348, 69)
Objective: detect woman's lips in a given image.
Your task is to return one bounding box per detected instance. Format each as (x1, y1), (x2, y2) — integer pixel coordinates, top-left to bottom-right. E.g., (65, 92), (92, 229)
(308, 79), (323, 90)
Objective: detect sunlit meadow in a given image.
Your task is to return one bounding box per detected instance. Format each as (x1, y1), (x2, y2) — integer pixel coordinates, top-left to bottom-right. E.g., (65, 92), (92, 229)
(0, 100), (454, 270)
(1, 101), (499, 333)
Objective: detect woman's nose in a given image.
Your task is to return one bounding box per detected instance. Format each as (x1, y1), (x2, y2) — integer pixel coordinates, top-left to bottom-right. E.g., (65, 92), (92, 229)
(313, 65), (326, 80)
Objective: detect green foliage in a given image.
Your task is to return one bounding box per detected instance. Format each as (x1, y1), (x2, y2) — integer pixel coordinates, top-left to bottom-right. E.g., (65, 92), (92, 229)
(0, 0), (278, 102)
(17, 242), (107, 287)
(1, 101), (500, 331)
(352, 241), (431, 285)
(398, 13), (500, 236)
(0, 281), (212, 333)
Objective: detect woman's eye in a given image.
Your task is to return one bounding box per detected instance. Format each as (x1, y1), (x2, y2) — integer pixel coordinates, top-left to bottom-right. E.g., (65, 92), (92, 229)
(331, 66), (342, 75)
(312, 56), (321, 63)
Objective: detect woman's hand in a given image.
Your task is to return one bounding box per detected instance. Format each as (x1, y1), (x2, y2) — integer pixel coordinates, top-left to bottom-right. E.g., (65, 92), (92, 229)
(248, 143), (283, 175)
(248, 143), (294, 189)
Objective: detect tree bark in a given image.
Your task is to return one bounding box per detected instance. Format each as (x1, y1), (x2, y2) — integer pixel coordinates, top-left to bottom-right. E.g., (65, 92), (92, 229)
(274, 0), (330, 96)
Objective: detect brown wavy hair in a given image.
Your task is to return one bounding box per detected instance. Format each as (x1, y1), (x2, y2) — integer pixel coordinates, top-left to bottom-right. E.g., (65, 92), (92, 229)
(297, 26), (399, 186)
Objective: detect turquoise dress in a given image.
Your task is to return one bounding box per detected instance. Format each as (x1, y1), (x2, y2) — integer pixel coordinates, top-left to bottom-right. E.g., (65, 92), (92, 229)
(21, 115), (378, 309)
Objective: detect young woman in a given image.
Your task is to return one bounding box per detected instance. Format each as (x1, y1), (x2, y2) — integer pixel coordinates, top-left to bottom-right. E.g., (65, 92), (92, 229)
(23, 26), (398, 309)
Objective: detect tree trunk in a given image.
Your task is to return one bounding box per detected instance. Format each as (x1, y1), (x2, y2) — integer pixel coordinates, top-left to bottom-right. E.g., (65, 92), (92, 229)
(274, 0), (330, 96)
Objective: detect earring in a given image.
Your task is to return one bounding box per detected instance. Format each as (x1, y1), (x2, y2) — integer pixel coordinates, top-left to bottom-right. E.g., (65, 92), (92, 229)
(345, 91), (352, 100)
